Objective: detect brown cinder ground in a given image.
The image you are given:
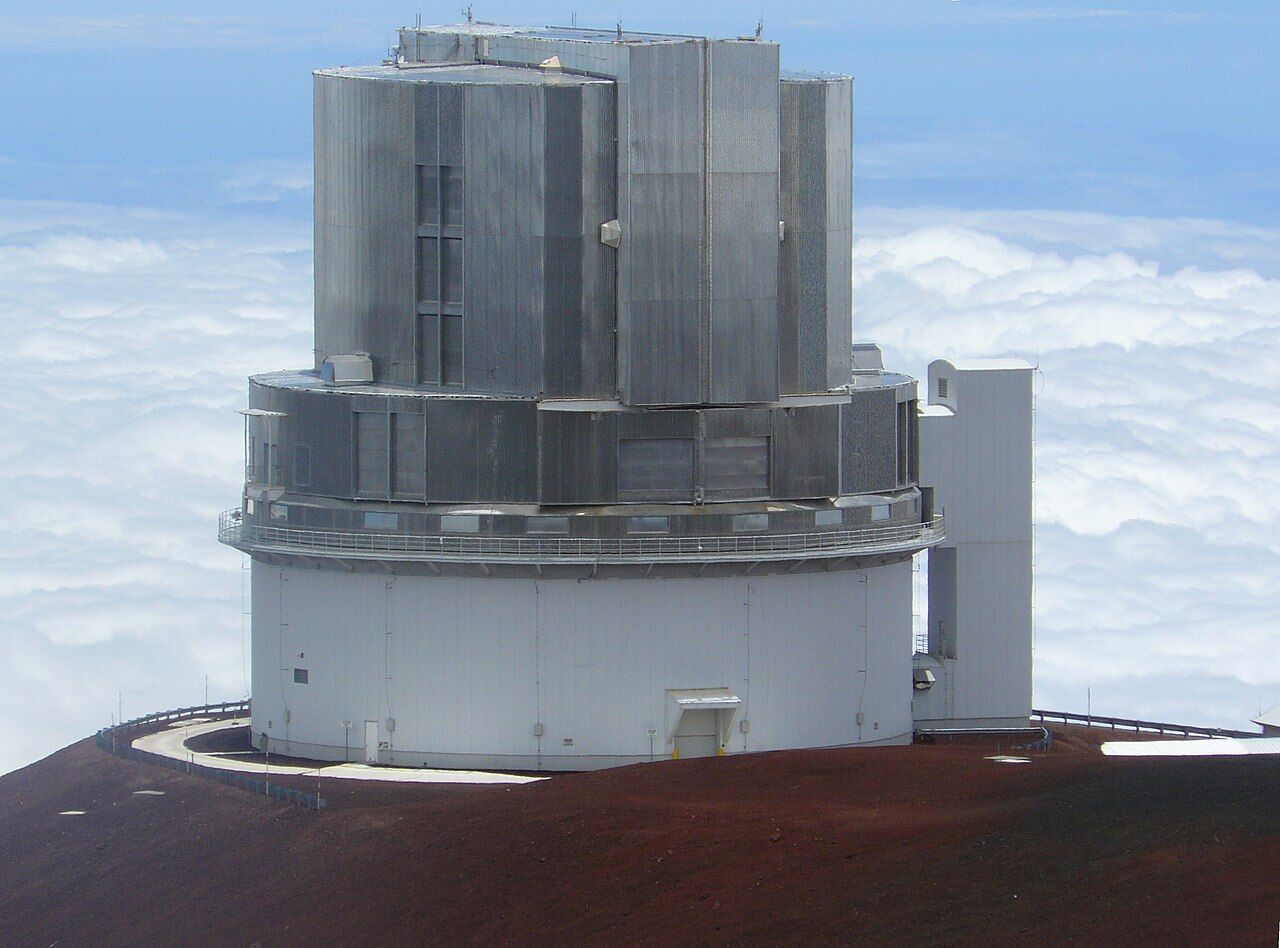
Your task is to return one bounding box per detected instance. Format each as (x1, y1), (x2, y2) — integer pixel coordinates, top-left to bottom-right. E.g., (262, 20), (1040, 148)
(1, 727), (1277, 946)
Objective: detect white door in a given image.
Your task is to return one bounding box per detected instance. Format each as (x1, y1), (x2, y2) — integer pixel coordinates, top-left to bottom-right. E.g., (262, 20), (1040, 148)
(674, 709), (720, 759)
(364, 720), (379, 764)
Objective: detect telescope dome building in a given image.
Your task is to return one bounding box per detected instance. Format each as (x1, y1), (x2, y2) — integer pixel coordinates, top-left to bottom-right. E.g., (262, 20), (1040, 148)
(221, 22), (1034, 770)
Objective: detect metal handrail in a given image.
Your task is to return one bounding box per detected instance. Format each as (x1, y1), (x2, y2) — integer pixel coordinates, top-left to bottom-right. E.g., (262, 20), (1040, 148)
(101, 700), (250, 735)
(1032, 708), (1261, 740)
(219, 508), (944, 564)
(94, 701), (325, 813)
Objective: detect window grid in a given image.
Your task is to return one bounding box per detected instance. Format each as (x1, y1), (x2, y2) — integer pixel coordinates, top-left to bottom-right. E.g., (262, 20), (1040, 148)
(416, 161), (463, 387)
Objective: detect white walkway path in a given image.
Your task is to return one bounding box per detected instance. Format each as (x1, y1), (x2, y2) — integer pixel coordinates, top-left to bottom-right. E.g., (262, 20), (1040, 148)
(133, 718), (544, 784)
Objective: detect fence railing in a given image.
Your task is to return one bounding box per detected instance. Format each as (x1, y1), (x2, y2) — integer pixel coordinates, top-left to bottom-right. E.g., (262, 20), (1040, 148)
(1032, 708), (1260, 740)
(219, 508), (945, 564)
(95, 701), (325, 813)
(107, 700), (249, 733)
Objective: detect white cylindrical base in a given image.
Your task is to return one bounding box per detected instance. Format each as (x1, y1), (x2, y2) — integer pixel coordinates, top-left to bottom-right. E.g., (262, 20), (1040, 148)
(251, 560), (914, 769)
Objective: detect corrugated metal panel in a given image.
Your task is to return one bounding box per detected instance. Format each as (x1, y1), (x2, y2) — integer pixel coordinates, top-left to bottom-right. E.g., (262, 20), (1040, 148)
(426, 399), (477, 500)
(771, 404), (840, 499)
(615, 406), (697, 440)
(413, 82), (438, 164)
(824, 78), (854, 389)
(707, 41), (779, 404)
(779, 79), (828, 395)
(398, 29), (473, 64)
(704, 436), (769, 499)
(840, 389), (897, 493)
(618, 438), (695, 499)
(253, 383), (354, 500)
(543, 86), (585, 398)
(707, 172), (779, 403)
(437, 83), (464, 166)
(777, 76), (853, 395)
(626, 297), (701, 405)
(623, 41), (705, 405)
(613, 408), (698, 501)
(479, 400), (539, 501)
(541, 80), (618, 400)
(576, 81), (618, 398)
(354, 409), (390, 497)
(702, 406), (770, 439)
(464, 83), (545, 396)
(314, 74), (417, 387)
(425, 398), (538, 501)
(537, 409), (618, 504)
(628, 42), (704, 175)
(392, 411), (427, 498)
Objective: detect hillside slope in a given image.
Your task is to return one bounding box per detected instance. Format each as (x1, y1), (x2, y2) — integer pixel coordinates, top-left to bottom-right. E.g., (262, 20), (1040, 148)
(2, 733), (1278, 945)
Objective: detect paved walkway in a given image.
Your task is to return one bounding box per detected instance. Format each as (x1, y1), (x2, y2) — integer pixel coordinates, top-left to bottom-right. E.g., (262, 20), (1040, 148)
(132, 718), (544, 784)
(1102, 736), (1280, 757)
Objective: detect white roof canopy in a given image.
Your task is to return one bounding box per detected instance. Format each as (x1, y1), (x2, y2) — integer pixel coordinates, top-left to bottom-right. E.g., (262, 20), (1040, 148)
(675, 695), (742, 710)
(1252, 706), (1280, 729)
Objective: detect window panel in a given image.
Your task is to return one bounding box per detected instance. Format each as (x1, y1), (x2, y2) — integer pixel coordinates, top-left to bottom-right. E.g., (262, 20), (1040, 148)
(441, 237), (464, 304)
(441, 165), (463, 226)
(527, 516), (569, 534)
(417, 313), (440, 385)
(441, 315), (464, 386)
(704, 436), (769, 498)
(417, 237), (439, 303)
(363, 511), (398, 530)
(355, 412), (389, 496)
(293, 444), (312, 488)
(392, 412), (426, 498)
(618, 439), (695, 497)
(440, 514), (479, 533)
(814, 509), (843, 527)
(416, 164), (439, 224)
(626, 516), (670, 534)
(732, 513), (769, 532)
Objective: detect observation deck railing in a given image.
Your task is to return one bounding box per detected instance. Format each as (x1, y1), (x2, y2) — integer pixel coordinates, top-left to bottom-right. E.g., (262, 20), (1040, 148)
(1032, 709), (1261, 740)
(95, 701), (326, 813)
(219, 508), (944, 565)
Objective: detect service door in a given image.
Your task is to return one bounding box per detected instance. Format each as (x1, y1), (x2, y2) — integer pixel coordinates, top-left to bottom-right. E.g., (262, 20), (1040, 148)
(674, 709), (719, 759)
(364, 720), (379, 764)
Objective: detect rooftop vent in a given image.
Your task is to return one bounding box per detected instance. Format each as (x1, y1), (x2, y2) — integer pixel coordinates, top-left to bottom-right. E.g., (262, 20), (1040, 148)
(321, 354), (373, 386)
(851, 342), (884, 373)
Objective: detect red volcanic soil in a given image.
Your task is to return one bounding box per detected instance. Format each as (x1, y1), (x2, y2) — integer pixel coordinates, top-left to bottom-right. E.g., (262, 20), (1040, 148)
(2, 728), (1278, 946)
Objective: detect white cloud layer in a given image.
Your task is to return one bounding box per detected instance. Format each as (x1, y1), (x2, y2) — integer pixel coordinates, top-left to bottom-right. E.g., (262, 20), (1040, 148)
(1, 199), (1277, 774)
(0, 199), (311, 774)
(859, 206), (1280, 724)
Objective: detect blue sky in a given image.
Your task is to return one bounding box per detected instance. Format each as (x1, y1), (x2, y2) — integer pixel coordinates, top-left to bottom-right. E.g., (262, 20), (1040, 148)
(1, 1), (1278, 773)
(1, 1), (1276, 220)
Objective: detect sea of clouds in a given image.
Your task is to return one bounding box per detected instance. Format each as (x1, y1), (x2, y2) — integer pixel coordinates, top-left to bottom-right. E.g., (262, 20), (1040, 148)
(1, 197), (1277, 774)
(859, 208), (1280, 726)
